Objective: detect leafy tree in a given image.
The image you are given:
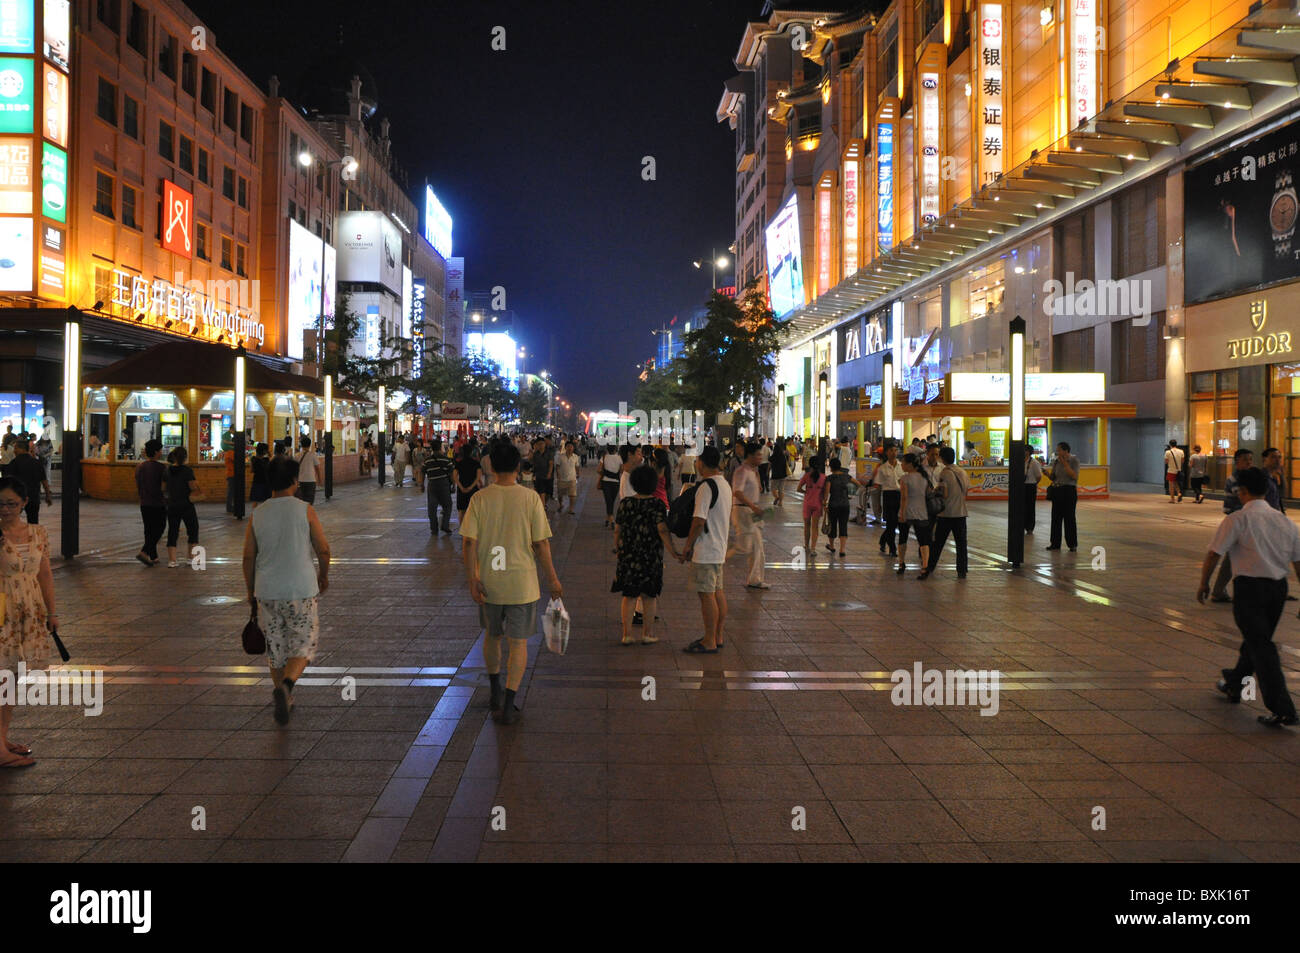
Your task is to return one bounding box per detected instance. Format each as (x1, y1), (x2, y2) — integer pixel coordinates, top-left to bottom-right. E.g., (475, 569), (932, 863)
(516, 380), (549, 426)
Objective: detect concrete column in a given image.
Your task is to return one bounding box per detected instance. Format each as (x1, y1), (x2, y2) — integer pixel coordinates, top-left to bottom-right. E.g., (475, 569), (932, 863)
(1165, 166), (1188, 443)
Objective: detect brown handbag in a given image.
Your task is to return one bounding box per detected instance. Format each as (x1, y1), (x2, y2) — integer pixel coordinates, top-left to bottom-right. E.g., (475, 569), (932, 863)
(241, 606), (266, 655)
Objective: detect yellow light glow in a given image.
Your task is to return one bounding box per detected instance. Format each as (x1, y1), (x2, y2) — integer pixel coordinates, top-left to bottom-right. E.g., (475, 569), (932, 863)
(785, 141), (793, 160)
(801, 137), (819, 152)
(234, 354), (246, 431)
(63, 321), (80, 430)
(989, 416), (1011, 430)
(378, 385), (386, 430)
(324, 375), (333, 432)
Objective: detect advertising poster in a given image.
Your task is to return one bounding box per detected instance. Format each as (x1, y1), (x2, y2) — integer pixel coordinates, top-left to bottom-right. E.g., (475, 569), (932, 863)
(764, 193), (804, 317)
(37, 219), (62, 297)
(0, 215), (31, 290)
(337, 210), (403, 295)
(0, 56), (33, 133)
(877, 122), (894, 253)
(365, 304), (380, 359)
(401, 264), (412, 339)
(287, 218), (327, 361)
(42, 0), (68, 71)
(40, 141), (65, 222)
(1185, 116), (1300, 304)
(323, 242), (335, 323)
(0, 134), (30, 213)
(0, 0), (34, 54)
(41, 63), (65, 146)
(423, 186), (452, 259)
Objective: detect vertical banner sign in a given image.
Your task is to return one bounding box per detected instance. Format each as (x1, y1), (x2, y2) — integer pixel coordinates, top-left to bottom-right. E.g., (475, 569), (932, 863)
(978, 4), (1004, 184)
(0, 1), (34, 54)
(842, 144), (860, 276)
(817, 177), (833, 297)
(1071, 0), (1096, 128)
(38, 139), (61, 221)
(920, 72), (941, 224)
(876, 121), (894, 254)
(0, 134), (30, 212)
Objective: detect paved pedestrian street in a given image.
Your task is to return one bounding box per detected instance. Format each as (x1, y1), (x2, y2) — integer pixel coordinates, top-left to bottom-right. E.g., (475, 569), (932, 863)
(4, 480), (1300, 864)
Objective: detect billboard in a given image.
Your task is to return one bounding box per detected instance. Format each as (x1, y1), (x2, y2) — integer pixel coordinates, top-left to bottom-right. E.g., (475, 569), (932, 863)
(949, 372), (1105, 402)
(159, 179), (191, 256)
(0, 215), (31, 290)
(877, 122), (894, 253)
(0, 57), (33, 133)
(764, 193), (804, 318)
(465, 330), (517, 388)
(401, 264), (412, 339)
(41, 62), (64, 146)
(36, 219), (60, 297)
(337, 210), (402, 294)
(423, 186), (452, 259)
(287, 217), (335, 361)
(365, 304), (380, 359)
(1186, 117), (1300, 304)
(0, 134), (30, 213)
(412, 278), (426, 381)
(0, 0), (34, 54)
(445, 255), (464, 313)
(42, 0), (66, 71)
(37, 139), (61, 221)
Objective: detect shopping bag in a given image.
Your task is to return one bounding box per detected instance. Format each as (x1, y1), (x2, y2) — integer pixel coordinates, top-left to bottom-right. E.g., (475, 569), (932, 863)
(542, 598), (570, 655)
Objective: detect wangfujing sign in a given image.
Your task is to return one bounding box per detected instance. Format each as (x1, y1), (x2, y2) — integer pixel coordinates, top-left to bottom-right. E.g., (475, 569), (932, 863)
(110, 270), (265, 345)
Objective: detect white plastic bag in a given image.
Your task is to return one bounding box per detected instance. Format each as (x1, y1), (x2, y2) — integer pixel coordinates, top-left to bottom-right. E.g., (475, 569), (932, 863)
(542, 598), (570, 655)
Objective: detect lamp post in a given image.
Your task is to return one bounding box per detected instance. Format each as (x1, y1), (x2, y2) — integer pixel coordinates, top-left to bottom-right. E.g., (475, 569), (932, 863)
(818, 371), (829, 455)
(377, 384), (387, 487)
(693, 248), (731, 290)
(324, 374), (333, 499)
(776, 383), (785, 437)
(232, 347), (246, 519)
(1007, 315), (1027, 567)
(298, 150), (356, 369)
(882, 353), (895, 450)
(61, 314), (81, 559)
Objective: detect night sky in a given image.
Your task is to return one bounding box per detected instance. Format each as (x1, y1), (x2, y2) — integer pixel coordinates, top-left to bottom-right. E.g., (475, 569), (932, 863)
(186, 0), (771, 414)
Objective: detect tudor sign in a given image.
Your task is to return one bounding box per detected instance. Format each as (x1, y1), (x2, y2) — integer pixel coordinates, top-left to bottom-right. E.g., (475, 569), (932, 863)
(161, 180), (193, 258)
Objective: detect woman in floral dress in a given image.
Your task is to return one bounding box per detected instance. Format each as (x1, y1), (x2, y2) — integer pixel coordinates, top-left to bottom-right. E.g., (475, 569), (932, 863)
(0, 476), (56, 768)
(611, 465), (678, 646)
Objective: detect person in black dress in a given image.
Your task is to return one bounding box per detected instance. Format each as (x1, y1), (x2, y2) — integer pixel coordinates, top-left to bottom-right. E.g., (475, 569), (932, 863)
(249, 443), (271, 509)
(612, 465), (678, 646)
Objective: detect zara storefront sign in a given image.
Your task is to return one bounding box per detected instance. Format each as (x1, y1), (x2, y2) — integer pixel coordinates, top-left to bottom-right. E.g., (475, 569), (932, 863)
(110, 270), (265, 345)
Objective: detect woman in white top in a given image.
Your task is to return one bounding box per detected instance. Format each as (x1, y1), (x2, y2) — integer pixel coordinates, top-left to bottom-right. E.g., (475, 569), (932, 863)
(597, 444), (623, 528)
(242, 456), (332, 725)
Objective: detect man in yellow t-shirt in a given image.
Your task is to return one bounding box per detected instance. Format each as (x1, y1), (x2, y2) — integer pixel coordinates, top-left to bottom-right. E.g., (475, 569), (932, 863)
(460, 439), (563, 724)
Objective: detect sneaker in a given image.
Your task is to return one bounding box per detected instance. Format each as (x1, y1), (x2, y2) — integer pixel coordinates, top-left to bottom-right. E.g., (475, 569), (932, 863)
(1216, 675), (1242, 703)
(746, 582), (771, 589)
(167, 560), (178, 568)
(1258, 712), (1299, 727)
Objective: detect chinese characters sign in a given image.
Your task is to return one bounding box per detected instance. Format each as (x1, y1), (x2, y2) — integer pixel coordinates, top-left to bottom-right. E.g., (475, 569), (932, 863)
(977, 4), (1003, 184)
(920, 72), (941, 224)
(843, 152), (860, 276)
(0, 134), (30, 213)
(877, 122), (894, 254)
(109, 269), (266, 344)
(1071, 0), (1097, 128)
(817, 178), (833, 296)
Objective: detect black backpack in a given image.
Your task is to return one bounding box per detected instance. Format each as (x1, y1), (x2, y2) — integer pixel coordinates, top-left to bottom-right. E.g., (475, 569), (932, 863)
(669, 475), (719, 538)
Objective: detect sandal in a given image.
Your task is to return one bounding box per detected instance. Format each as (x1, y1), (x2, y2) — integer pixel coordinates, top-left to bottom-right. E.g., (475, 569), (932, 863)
(896, 564), (906, 575)
(682, 638), (718, 654)
(916, 571), (930, 580)
(0, 754), (34, 768)
(640, 635), (659, 645)
(621, 636), (636, 646)
(5, 741), (31, 756)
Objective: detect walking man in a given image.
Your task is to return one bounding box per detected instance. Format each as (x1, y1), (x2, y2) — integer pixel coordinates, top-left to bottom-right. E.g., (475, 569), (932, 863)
(874, 443), (902, 557)
(460, 440), (563, 725)
(134, 438), (166, 566)
(1189, 444), (1208, 503)
(1165, 439), (1185, 503)
(423, 439), (455, 534)
(3, 439), (51, 524)
(1197, 466), (1300, 726)
(555, 440), (579, 514)
(728, 440), (769, 589)
(295, 436), (323, 504)
(926, 447), (971, 578)
(1263, 447), (1287, 512)
(682, 446), (732, 653)
(1211, 449), (1255, 603)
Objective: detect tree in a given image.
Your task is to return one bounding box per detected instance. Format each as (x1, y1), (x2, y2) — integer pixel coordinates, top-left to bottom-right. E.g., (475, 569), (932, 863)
(634, 361), (686, 413)
(516, 380), (549, 425)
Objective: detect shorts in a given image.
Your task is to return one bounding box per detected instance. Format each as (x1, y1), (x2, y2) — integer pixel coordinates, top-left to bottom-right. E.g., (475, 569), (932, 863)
(898, 520), (933, 546)
(771, 477), (786, 494)
(535, 478), (554, 495)
(691, 562), (724, 593)
(479, 602), (538, 640)
(1166, 472), (1181, 484)
(558, 480), (577, 498)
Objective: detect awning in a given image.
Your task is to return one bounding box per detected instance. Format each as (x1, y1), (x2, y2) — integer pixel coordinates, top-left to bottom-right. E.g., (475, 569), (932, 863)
(842, 400), (1138, 422)
(83, 339), (324, 396)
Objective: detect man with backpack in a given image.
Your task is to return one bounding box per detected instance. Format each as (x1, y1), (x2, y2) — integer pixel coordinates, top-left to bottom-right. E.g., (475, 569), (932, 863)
(675, 446), (732, 654)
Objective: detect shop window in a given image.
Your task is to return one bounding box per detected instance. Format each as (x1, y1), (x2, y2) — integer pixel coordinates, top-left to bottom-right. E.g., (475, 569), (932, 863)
(118, 391), (185, 461)
(877, 22), (898, 95)
(1113, 178), (1165, 278)
(94, 171), (114, 218)
(158, 120), (174, 162)
(122, 95), (138, 140)
(200, 68), (216, 113)
(158, 31), (176, 79)
(181, 51), (196, 96)
(1053, 207), (1095, 284)
(1052, 326), (1094, 372)
(223, 88), (238, 131)
(121, 184), (137, 230)
(179, 135), (193, 174)
(196, 222), (208, 260)
(96, 78), (116, 125)
(220, 235), (233, 270)
(1111, 313), (1166, 384)
(915, 0), (943, 43)
(126, 1), (147, 55)
(222, 165), (234, 200)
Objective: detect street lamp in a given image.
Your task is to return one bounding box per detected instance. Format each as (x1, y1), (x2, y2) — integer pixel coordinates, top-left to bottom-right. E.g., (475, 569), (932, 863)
(324, 374), (333, 499)
(882, 354), (895, 449)
(377, 384), (386, 487)
(1007, 315), (1027, 567)
(297, 151), (357, 369)
(233, 347), (246, 519)
(818, 371), (829, 450)
(692, 248), (732, 290)
(776, 383), (785, 437)
(61, 313), (81, 559)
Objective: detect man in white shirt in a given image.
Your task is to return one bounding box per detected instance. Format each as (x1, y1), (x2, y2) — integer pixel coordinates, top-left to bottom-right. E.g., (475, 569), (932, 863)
(1197, 467), (1300, 726)
(682, 446), (733, 654)
(873, 444), (903, 556)
(555, 440), (579, 515)
(1165, 439), (1185, 503)
(727, 441), (768, 589)
(392, 436), (410, 487)
(295, 436), (323, 504)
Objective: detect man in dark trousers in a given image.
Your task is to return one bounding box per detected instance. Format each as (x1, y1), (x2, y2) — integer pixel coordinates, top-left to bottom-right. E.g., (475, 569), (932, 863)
(1197, 466), (1300, 726)
(422, 439), (455, 534)
(3, 438), (52, 524)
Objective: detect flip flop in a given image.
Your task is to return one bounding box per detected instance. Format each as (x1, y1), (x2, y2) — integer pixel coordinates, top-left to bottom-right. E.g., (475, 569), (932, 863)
(5, 742), (31, 756)
(0, 755), (34, 768)
(682, 638), (718, 654)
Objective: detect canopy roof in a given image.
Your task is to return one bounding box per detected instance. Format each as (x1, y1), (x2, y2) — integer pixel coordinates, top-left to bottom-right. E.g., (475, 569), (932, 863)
(82, 339), (326, 396)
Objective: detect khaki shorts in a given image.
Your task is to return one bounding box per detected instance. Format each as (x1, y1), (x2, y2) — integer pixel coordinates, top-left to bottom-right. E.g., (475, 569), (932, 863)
(691, 562), (724, 593)
(479, 602), (538, 640)
(558, 480), (577, 498)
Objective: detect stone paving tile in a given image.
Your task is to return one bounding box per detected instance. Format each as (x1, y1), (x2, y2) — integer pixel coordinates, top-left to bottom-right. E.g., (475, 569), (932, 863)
(833, 799), (972, 844)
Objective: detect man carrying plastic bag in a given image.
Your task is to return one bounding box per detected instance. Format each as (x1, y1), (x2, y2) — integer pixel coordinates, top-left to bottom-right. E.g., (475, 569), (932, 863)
(461, 439), (564, 724)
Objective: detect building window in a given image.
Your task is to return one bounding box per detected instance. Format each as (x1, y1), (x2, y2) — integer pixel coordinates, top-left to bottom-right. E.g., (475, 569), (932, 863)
(222, 88), (238, 131)
(1111, 312), (1167, 384)
(178, 135), (193, 174)
(158, 32), (176, 78)
(197, 148), (209, 184)
(96, 0), (120, 31)
(220, 236), (233, 270)
(222, 165), (234, 200)
(200, 68), (216, 112)
(96, 78), (116, 125)
(237, 175), (247, 209)
(126, 1), (147, 55)
(297, 207), (306, 226)
(288, 199), (297, 222)
(122, 95), (138, 139)
(1052, 326), (1094, 372)
(1053, 206), (1096, 284)
(289, 132), (299, 170)
(196, 222), (208, 260)
(1113, 178), (1166, 278)
(94, 172), (114, 218)
(94, 266), (113, 306)
(181, 51), (196, 96)
(121, 184), (137, 229)
(239, 104), (254, 144)
(158, 120), (174, 162)
(236, 243), (246, 277)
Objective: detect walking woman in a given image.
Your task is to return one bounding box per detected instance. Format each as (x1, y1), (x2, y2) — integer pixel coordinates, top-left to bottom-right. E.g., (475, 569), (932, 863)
(165, 446), (203, 568)
(242, 456), (331, 725)
(897, 454), (933, 579)
(874, 443), (902, 557)
(0, 477), (56, 767)
(453, 442), (480, 530)
(770, 437), (789, 506)
(249, 442), (271, 510)
(652, 446), (671, 506)
(612, 465), (678, 645)
(598, 443), (622, 528)
(797, 455), (828, 559)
